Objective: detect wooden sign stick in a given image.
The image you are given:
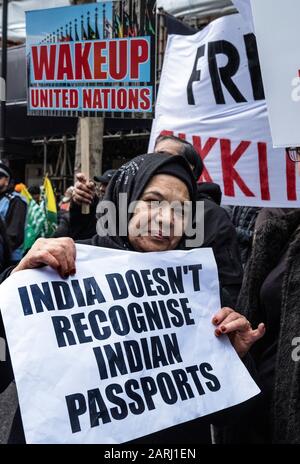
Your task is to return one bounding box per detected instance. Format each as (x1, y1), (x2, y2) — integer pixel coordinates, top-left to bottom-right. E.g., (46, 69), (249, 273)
(80, 117), (90, 215)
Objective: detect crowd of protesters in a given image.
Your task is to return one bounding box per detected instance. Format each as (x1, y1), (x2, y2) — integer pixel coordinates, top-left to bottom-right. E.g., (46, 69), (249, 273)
(0, 135), (299, 444)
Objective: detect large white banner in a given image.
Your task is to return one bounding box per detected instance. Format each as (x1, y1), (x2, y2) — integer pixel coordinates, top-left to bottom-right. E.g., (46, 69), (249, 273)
(251, 0), (300, 148)
(0, 244), (259, 444)
(232, 0), (254, 30)
(150, 14), (300, 207)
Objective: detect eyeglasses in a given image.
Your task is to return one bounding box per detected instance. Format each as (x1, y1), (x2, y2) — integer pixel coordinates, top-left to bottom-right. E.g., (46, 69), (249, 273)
(287, 147), (300, 162)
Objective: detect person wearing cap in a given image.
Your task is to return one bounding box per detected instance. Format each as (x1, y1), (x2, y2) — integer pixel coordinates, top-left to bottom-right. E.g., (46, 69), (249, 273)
(0, 163), (27, 263)
(94, 169), (116, 200)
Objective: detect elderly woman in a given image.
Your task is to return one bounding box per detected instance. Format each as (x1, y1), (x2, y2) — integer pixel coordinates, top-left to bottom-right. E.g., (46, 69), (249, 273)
(0, 153), (264, 443)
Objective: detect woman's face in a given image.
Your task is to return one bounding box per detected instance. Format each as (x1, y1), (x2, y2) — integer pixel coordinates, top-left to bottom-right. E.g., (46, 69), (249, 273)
(128, 174), (190, 252)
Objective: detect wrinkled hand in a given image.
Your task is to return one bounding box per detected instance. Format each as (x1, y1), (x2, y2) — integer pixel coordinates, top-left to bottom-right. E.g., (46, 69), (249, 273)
(12, 237), (76, 279)
(72, 172), (96, 205)
(212, 307), (265, 358)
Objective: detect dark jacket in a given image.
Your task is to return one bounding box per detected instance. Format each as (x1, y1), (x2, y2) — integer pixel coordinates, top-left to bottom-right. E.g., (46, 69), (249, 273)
(0, 217), (11, 272)
(198, 185), (243, 307)
(0, 191), (27, 253)
(227, 206), (260, 268)
(52, 211), (70, 238)
(226, 209), (300, 443)
(68, 199), (98, 240)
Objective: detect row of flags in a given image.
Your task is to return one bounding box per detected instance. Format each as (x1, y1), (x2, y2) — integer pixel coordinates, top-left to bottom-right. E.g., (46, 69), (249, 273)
(39, 2), (155, 44)
(19, 177), (57, 253)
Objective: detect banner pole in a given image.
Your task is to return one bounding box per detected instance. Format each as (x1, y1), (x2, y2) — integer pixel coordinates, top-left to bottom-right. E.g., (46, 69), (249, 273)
(80, 117), (90, 215)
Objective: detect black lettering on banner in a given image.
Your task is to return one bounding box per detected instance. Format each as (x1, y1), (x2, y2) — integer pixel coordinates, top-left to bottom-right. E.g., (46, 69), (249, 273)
(151, 336), (169, 368)
(152, 268), (170, 295)
(200, 362), (221, 391)
(88, 309), (111, 340)
(105, 384), (128, 420)
(158, 300), (172, 328)
(52, 281), (74, 310)
(71, 313), (93, 344)
(88, 388), (111, 427)
(167, 267), (184, 294)
(83, 277), (106, 305)
(163, 333), (183, 364)
(125, 379), (146, 415)
(172, 369), (195, 400)
(52, 315), (77, 347)
(93, 346), (109, 380)
(188, 264), (202, 291)
(179, 298), (195, 326)
(93, 332), (182, 380)
(65, 393), (87, 433)
(186, 365), (206, 395)
(65, 363), (222, 433)
(140, 376), (158, 410)
(18, 286), (33, 316)
(208, 40), (247, 104)
(140, 337), (153, 369)
(125, 270), (144, 298)
(71, 280), (86, 307)
(166, 299), (184, 327)
(140, 269), (157, 297)
(124, 340), (144, 372)
(108, 305), (130, 336)
(244, 33), (265, 101)
(143, 300), (164, 331)
(128, 302), (148, 333)
(187, 44), (205, 105)
(103, 342), (128, 378)
(30, 282), (55, 313)
(157, 372), (178, 405)
(106, 273), (129, 300)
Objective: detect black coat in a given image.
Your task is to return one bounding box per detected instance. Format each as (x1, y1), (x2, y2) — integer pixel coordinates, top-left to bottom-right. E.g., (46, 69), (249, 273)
(231, 209), (300, 443)
(0, 192), (27, 253)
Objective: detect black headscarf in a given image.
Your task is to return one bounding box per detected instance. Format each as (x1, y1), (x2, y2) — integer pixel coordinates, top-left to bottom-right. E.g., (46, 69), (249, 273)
(88, 152), (197, 250)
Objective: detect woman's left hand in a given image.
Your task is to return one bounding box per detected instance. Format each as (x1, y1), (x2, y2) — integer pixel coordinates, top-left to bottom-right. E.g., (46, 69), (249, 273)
(212, 307), (265, 358)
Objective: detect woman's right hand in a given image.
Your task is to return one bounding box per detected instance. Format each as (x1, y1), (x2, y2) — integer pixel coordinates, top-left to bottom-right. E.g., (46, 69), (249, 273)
(72, 172), (95, 205)
(11, 237), (76, 279)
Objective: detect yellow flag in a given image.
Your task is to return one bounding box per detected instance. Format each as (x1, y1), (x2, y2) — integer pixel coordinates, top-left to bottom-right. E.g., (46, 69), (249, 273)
(43, 176), (57, 236)
(43, 176), (57, 214)
(18, 183), (32, 204)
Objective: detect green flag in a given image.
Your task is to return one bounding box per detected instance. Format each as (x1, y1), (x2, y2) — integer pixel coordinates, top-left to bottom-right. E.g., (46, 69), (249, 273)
(23, 198), (47, 252)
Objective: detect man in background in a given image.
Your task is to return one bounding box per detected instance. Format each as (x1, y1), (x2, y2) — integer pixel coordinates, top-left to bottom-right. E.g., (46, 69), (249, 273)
(0, 163), (27, 263)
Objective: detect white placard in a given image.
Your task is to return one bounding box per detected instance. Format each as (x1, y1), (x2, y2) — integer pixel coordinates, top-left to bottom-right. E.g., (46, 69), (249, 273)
(251, 0), (300, 148)
(150, 13), (300, 206)
(0, 244), (259, 444)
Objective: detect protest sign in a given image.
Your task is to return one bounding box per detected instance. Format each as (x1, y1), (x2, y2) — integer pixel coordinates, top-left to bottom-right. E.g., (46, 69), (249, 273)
(232, 0), (254, 30)
(149, 13), (300, 207)
(251, 0), (300, 148)
(26, 1), (156, 118)
(0, 244), (259, 444)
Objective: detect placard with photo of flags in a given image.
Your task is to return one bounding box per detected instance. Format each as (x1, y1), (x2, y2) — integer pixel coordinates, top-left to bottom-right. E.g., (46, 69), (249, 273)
(26, 0), (156, 118)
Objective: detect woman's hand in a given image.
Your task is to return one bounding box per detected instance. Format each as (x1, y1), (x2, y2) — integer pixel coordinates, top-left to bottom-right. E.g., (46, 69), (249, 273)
(212, 307), (265, 358)
(11, 237), (76, 279)
(72, 172), (95, 205)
